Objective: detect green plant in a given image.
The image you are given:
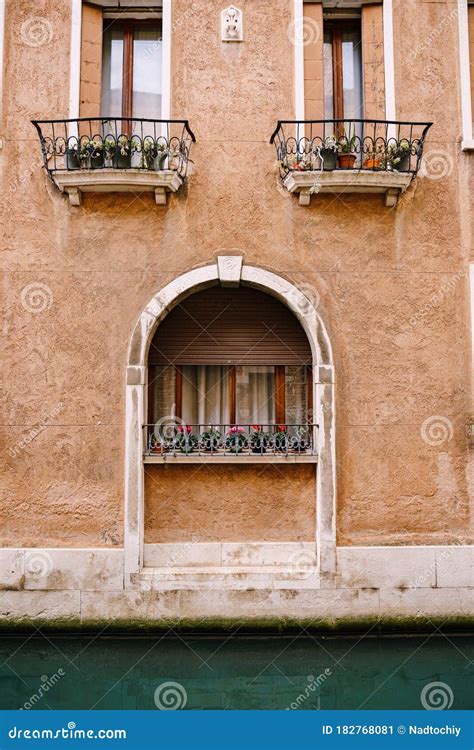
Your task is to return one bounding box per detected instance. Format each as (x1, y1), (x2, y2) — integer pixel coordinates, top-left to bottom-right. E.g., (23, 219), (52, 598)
(226, 426), (248, 453)
(79, 137), (103, 163)
(383, 140), (411, 168)
(337, 134), (357, 155)
(200, 428), (221, 451)
(250, 425), (270, 452)
(272, 425), (288, 452)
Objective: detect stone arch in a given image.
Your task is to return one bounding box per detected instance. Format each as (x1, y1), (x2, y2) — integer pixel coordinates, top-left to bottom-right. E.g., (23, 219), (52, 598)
(124, 258), (336, 587)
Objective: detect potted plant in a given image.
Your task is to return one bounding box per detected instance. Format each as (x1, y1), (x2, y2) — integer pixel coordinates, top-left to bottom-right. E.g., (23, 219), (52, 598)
(176, 425), (197, 454)
(200, 428), (221, 452)
(79, 137), (104, 170)
(314, 135), (338, 171)
(272, 425), (288, 453)
(154, 143), (169, 171)
(65, 142), (80, 170)
(226, 425), (248, 454)
(364, 145), (384, 170)
(337, 134), (357, 169)
(114, 135), (133, 169)
(250, 425), (269, 454)
(384, 141), (411, 172)
(289, 153), (312, 171)
(290, 428), (308, 454)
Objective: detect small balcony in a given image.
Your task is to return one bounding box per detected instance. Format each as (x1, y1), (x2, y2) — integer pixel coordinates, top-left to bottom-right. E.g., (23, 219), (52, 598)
(143, 424), (318, 464)
(270, 119), (432, 206)
(31, 117), (196, 205)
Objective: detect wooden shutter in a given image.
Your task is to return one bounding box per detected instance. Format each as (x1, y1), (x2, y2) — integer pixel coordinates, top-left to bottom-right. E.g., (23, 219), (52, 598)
(362, 4), (385, 119)
(79, 3), (103, 118)
(304, 2), (324, 121)
(148, 287), (312, 366)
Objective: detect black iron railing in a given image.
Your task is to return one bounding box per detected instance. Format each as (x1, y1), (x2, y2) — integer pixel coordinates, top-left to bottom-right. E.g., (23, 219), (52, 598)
(31, 117), (196, 178)
(144, 423), (317, 457)
(270, 119), (432, 177)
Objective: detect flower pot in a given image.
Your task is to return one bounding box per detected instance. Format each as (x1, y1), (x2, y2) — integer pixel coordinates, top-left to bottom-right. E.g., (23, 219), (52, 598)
(338, 153), (356, 169)
(153, 152), (168, 171)
(89, 154), (104, 170)
(65, 150), (80, 170)
(114, 152), (132, 169)
(321, 147), (337, 171)
(364, 157), (381, 170)
(395, 153), (411, 172)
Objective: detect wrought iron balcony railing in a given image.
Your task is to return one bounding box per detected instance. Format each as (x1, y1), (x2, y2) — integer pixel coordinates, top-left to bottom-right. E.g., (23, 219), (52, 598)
(31, 117), (196, 179)
(144, 424), (317, 458)
(270, 119), (432, 178)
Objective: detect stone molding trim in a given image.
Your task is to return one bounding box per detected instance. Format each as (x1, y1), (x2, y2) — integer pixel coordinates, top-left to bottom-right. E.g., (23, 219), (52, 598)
(283, 170), (413, 207)
(125, 261), (336, 587)
(52, 169), (183, 206)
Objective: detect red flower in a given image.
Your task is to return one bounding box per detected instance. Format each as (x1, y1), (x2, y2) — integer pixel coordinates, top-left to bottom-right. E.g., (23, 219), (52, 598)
(178, 425), (192, 433)
(276, 425), (287, 432)
(228, 425), (245, 434)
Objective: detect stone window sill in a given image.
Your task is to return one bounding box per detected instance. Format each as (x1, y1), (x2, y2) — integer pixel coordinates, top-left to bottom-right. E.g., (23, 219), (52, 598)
(52, 168), (184, 206)
(283, 169), (413, 207)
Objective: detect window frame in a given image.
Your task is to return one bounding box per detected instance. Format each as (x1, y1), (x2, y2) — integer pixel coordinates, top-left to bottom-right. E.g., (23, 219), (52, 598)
(102, 18), (163, 120)
(148, 364), (312, 426)
(323, 18), (362, 122)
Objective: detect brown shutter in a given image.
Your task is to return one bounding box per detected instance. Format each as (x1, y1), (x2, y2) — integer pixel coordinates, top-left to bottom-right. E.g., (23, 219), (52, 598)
(304, 2), (324, 121)
(361, 4), (386, 120)
(149, 287), (312, 366)
(79, 3), (103, 118)
(469, 5), (474, 124)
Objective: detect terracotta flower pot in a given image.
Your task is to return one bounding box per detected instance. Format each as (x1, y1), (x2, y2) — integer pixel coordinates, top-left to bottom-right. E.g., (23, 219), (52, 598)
(338, 153), (356, 169)
(364, 157), (381, 170)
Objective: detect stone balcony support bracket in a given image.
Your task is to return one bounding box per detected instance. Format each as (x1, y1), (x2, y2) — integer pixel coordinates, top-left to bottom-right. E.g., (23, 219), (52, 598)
(283, 170), (413, 207)
(52, 169), (184, 206)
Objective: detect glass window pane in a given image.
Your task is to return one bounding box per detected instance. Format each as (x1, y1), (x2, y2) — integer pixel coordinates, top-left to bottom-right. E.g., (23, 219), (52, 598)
(181, 366), (230, 428)
(342, 26), (363, 120)
(323, 28), (334, 120)
(101, 26), (124, 117)
(133, 26), (162, 119)
(236, 366), (275, 428)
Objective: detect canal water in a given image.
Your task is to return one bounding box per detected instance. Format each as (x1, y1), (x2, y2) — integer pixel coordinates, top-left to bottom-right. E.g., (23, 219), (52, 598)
(0, 634), (472, 710)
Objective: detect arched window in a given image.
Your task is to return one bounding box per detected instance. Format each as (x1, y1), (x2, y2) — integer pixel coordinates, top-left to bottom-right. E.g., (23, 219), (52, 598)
(147, 287), (313, 432)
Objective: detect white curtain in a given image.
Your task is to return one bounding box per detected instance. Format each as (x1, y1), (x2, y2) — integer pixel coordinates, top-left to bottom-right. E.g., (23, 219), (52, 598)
(181, 365), (230, 428)
(236, 366), (275, 427)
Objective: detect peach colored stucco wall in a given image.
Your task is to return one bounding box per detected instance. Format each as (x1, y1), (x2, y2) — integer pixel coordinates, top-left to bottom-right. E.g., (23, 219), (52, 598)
(0, 0), (472, 548)
(145, 465), (316, 543)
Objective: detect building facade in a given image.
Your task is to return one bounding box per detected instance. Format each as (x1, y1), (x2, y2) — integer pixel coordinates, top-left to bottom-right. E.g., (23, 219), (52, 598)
(1, 0), (473, 627)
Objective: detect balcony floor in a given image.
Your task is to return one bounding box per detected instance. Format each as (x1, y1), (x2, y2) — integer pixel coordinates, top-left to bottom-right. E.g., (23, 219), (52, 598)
(144, 453), (318, 464)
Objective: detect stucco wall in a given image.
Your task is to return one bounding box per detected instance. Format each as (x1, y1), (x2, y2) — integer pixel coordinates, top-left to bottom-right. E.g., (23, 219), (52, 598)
(144, 464), (316, 543)
(0, 0), (472, 550)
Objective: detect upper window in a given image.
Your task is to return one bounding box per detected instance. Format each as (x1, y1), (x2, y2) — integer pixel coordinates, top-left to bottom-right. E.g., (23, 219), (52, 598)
(101, 21), (162, 119)
(323, 18), (363, 121)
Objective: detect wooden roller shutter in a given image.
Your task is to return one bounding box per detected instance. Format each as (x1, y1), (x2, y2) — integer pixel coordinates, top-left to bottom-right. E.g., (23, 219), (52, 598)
(148, 287), (312, 366)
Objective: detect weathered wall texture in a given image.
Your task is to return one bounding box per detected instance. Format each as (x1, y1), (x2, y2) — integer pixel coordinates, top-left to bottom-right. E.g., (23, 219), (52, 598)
(0, 0), (472, 549)
(144, 465), (316, 543)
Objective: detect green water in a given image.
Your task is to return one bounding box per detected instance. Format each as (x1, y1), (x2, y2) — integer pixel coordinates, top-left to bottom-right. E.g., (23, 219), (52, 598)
(0, 634), (472, 710)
